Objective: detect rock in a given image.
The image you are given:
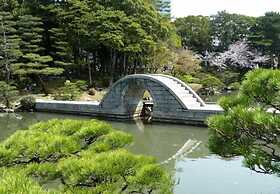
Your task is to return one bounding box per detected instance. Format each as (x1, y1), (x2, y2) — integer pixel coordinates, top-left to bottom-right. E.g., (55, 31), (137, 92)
(96, 87), (103, 92)
(0, 103), (22, 113)
(88, 88), (96, 96)
(0, 104), (6, 112)
(5, 108), (14, 113)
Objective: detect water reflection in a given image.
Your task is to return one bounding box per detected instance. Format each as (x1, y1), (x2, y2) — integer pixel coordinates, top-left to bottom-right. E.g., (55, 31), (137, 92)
(1, 112), (280, 194)
(174, 156), (280, 194)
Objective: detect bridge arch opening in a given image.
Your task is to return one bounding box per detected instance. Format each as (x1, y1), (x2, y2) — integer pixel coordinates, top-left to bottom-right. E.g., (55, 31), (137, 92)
(121, 80), (154, 121)
(140, 90), (153, 122)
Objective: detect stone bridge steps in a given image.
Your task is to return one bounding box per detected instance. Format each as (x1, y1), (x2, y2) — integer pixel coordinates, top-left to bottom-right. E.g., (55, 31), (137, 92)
(149, 75), (203, 109)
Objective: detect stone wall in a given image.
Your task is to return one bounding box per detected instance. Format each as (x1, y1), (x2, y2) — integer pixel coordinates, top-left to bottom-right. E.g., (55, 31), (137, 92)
(36, 99), (222, 125)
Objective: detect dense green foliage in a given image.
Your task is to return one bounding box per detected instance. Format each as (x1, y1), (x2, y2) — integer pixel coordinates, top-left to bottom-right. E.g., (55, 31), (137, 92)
(199, 74), (224, 94)
(210, 11), (256, 51)
(208, 69), (280, 175)
(54, 80), (87, 101)
(0, 81), (18, 108)
(0, 11), (22, 82)
(174, 11), (279, 92)
(174, 16), (212, 53)
(20, 95), (36, 110)
(0, 0), (278, 99)
(174, 11), (256, 53)
(0, 119), (172, 193)
(171, 49), (201, 76)
(0, 0), (179, 93)
(249, 12), (280, 68)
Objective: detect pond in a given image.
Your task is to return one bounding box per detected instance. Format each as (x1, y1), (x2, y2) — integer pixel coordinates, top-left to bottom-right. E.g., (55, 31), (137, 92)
(1, 112), (280, 194)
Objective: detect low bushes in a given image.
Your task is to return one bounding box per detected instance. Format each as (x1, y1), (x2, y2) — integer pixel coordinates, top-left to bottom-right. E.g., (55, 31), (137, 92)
(0, 81), (19, 108)
(199, 74), (225, 94)
(179, 73), (224, 95)
(54, 80), (88, 101)
(0, 119), (172, 193)
(20, 96), (36, 111)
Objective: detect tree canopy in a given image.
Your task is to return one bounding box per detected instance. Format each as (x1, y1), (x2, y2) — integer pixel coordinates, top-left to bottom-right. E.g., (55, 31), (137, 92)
(0, 119), (172, 193)
(174, 16), (212, 53)
(0, 0), (180, 91)
(208, 69), (280, 175)
(249, 12), (280, 68)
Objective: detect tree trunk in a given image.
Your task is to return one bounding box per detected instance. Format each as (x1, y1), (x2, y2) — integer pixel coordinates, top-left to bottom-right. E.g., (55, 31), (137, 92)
(123, 54), (126, 76)
(5, 64), (10, 83)
(4, 95), (10, 108)
(124, 55), (129, 75)
(109, 49), (117, 86)
(88, 62), (93, 87)
(277, 55), (280, 69)
(36, 75), (48, 95)
(1, 20), (10, 83)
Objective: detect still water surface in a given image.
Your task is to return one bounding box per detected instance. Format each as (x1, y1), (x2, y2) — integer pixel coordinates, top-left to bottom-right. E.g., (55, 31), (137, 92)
(1, 112), (280, 194)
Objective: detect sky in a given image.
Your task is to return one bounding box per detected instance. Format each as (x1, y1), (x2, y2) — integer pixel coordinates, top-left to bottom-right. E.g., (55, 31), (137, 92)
(172, 0), (280, 18)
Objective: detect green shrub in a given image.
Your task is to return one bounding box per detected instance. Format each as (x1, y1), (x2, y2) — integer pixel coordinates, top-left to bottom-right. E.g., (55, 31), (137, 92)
(200, 74), (224, 89)
(54, 80), (83, 101)
(179, 74), (200, 84)
(228, 82), (241, 90)
(218, 95), (249, 111)
(197, 73), (224, 95)
(218, 70), (241, 85)
(0, 81), (19, 108)
(0, 119), (172, 193)
(20, 96), (36, 110)
(75, 80), (88, 91)
(0, 169), (49, 194)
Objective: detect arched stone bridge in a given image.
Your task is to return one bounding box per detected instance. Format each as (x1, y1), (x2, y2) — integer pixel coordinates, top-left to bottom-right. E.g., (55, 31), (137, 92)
(36, 74), (223, 125)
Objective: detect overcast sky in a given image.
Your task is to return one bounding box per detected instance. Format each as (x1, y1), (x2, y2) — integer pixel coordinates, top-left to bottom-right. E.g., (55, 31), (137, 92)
(172, 0), (280, 18)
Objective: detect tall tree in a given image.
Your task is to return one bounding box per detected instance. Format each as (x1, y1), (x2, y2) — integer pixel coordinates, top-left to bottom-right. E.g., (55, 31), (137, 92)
(211, 11), (256, 51)
(0, 11), (22, 82)
(0, 0), (19, 12)
(174, 16), (212, 54)
(17, 15), (44, 54)
(249, 12), (280, 68)
(49, 27), (74, 69)
(205, 40), (269, 70)
(0, 0), (180, 89)
(13, 15), (63, 93)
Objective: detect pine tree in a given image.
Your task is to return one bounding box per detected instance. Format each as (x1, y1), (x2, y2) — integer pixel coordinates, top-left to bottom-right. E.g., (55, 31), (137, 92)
(17, 15), (44, 54)
(0, 11), (22, 82)
(0, 81), (18, 108)
(49, 27), (74, 67)
(0, 0), (19, 12)
(13, 15), (64, 94)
